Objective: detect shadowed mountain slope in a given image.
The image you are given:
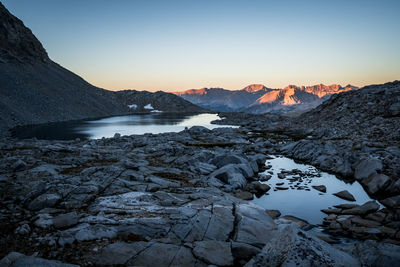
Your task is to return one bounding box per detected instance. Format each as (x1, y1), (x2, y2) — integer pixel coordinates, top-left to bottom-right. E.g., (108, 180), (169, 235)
(0, 2), (205, 136)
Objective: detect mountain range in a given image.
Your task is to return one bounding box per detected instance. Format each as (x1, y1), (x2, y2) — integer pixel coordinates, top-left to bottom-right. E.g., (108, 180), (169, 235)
(174, 84), (358, 114)
(0, 2), (205, 136)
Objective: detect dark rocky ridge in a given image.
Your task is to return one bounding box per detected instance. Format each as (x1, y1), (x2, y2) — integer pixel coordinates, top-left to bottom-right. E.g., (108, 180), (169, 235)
(0, 2), (205, 137)
(0, 2), (48, 63)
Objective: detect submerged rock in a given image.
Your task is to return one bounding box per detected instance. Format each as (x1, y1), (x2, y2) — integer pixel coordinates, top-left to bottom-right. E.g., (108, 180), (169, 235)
(312, 185), (327, 193)
(333, 190), (356, 201)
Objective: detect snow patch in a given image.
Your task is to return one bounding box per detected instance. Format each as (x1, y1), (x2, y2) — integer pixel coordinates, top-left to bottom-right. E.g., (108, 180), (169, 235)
(151, 110), (163, 113)
(144, 104), (154, 110)
(128, 104), (137, 109)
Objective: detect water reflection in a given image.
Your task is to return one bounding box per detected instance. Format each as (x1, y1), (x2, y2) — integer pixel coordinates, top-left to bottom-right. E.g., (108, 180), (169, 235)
(13, 113), (234, 140)
(252, 156), (376, 224)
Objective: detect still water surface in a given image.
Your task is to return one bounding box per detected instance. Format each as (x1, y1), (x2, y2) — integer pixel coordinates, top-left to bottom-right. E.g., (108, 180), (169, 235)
(253, 156), (376, 225)
(13, 113), (233, 140)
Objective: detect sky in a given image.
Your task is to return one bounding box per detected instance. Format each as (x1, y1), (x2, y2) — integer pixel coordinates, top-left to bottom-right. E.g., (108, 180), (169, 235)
(2, 0), (400, 92)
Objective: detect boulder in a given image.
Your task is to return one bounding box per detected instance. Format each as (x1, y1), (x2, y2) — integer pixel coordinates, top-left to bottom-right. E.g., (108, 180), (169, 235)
(188, 125), (211, 135)
(380, 195), (400, 209)
(244, 224), (360, 267)
(363, 173), (391, 195)
(312, 185), (326, 193)
(265, 209), (281, 219)
(210, 154), (248, 168)
(234, 204), (277, 248)
(352, 240), (400, 267)
(231, 242), (261, 264)
(342, 201), (380, 215)
(193, 240), (233, 266)
(354, 158), (382, 180)
(333, 190), (356, 201)
(210, 164), (248, 189)
(252, 182), (271, 193)
(28, 193), (61, 211)
(234, 191), (254, 200)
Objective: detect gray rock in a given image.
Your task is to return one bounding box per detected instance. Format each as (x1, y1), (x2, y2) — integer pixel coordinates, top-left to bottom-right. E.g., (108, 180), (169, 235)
(204, 205), (234, 241)
(210, 154), (248, 168)
(265, 209), (281, 219)
(34, 213), (54, 229)
(380, 195), (400, 209)
(127, 243), (181, 267)
(234, 191), (254, 200)
(12, 159), (27, 172)
(14, 224), (30, 235)
(0, 175), (9, 182)
(88, 241), (149, 265)
(342, 201), (380, 215)
(363, 173), (391, 195)
(354, 158), (382, 180)
(333, 190), (356, 201)
(249, 154), (267, 166)
(235, 204), (276, 248)
(28, 193), (61, 211)
(280, 215), (309, 228)
(188, 125), (212, 135)
(59, 223), (118, 244)
(231, 242), (261, 264)
(245, 224), (360, 267)
(193, 240), (233, 266)
(352, 240), (400, 267)
(196, 162), (217, 175)
(388, 102), (400, 116)
(0, 252), (78, 267)
(53, 212), (78, 229)
(253, 182), (271, 193)
(210, 164), (247, 189)
(169, 246), (197, 266)
(312, 185), (326, 193)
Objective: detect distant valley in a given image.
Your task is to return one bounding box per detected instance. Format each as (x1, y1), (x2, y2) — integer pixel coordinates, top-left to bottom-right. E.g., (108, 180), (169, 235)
(174, 84), (357, 114)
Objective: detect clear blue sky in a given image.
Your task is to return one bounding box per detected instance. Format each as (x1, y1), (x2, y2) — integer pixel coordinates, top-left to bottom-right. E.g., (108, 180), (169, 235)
(2, 0), (400, 91)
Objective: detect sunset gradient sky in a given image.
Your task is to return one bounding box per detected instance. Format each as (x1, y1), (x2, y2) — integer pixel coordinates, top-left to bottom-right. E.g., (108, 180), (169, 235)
(3, 0), (400, 91)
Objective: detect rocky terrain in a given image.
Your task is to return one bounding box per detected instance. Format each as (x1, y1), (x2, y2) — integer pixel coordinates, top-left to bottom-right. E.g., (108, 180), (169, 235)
(174, 84), (356, 114)
(1, 1), (400, 266)
(1, 125), (400, 266)
(0, 2), (205, 137)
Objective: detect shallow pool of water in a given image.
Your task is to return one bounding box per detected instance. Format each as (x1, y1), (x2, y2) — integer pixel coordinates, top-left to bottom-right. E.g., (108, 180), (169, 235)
(13, 113), (235, 140)
(252, 156), (376, 225)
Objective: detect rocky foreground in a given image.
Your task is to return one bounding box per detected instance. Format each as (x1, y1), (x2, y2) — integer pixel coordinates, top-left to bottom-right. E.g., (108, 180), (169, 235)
(1, 124), (400, 266)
